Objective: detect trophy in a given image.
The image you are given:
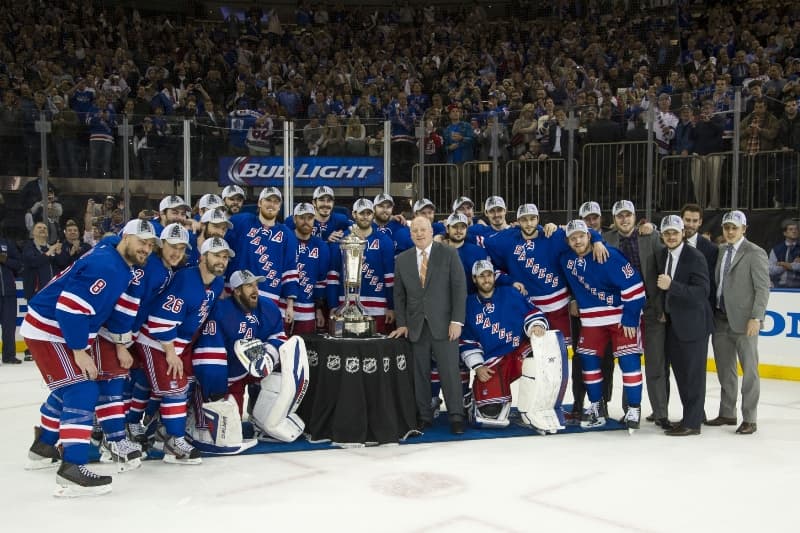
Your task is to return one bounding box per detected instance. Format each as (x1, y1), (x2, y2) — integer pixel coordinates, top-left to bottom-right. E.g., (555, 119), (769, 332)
(329, 233), (376, 338)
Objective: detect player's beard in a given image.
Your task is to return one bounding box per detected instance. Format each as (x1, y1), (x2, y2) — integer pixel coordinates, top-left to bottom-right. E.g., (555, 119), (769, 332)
(235, 290), (258, 310)
(124, 245), (149, 267)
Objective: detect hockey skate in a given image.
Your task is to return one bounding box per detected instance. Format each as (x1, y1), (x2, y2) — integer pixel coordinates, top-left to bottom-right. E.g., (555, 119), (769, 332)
(54, 461), (112, 498)
(26, 426), (61, 470)
(89, 416), (103, 447)
(625, 406), (641, 435)
(163, 435), (202, 465)
(580, 402), (607, 429)
(127, 422), (149, 448)
(99, 437), (143, 472)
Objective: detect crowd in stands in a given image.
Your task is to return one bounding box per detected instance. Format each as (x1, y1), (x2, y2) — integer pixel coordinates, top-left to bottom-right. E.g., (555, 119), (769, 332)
(0, 0), (797, 190)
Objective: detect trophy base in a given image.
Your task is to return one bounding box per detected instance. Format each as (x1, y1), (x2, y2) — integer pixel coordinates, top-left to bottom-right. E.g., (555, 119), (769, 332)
(329, 316), (377, 338)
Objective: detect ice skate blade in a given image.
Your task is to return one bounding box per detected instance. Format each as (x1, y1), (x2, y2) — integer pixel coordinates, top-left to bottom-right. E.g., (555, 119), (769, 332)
(99, 455), (142, 472)
(580, 418), (606, 429)
(628, 427), (637, 435)
(53, 483), (112, 498)
(26, 455), (60, 471)
(162, 454), (202, 465)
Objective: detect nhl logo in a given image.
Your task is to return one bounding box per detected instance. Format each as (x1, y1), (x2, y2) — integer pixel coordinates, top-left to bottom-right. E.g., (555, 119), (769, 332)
(396, 354), (407, 371)
(327, 354), (341, 371)
(345, 357), (360, 374)
(383, 357), (391, 373)
(363, 358), (377, 374)
(308, 350), (318, 367)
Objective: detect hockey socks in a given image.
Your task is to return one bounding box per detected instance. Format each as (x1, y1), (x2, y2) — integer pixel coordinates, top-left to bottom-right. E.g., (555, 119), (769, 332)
(96, 378), (126, 441)
(618, 353), (643, 406)
(159, 394), (188, 437)
(59, 381), (100, 464)
(579, 353), (605, 403)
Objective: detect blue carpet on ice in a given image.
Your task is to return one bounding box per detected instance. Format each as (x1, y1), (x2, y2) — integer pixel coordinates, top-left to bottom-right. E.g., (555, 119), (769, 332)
(89, 406), (624, 461)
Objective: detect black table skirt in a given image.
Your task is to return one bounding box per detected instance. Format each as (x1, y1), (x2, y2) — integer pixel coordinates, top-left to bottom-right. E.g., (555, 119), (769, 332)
(297, 334), (417, 445)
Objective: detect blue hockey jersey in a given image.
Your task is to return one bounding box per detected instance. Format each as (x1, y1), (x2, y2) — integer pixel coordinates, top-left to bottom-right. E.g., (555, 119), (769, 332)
(227, 109), (262, 149)
(373, 220), (414, 254)
(285, 211), (352, 242)
(227, 213), (300, 304)
(137, 267), (224, 356)
(194, 295), (288, 382)
(459, 286), (547, 369)
(560, 247), (646, 328)
(20, 245), (134, 351)
(279, 235), (329, 322)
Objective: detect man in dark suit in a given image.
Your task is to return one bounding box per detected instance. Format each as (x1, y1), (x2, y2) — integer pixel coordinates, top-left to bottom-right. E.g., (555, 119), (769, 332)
(680, 204), (719, 309)
(708, 211), (770, 435)
(603, 200), (669, 428)
(0, 235), (22, 364)
(390, 216), (467, 434)
(656, 216), (714, 436)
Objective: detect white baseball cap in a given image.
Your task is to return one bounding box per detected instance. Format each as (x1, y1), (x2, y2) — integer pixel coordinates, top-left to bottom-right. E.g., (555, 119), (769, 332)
(484, 196), (506, 211)
(446, 213), (469, 226)
(198, 193), (223, 211)
(230, 269), (265, 289)
(660, 214), (684, 233)
(293, 202), (316, 217)
(258, 187), (282, 201)
(579, 201), (602, 218)
(221, 185), (245, 199)
(200, 236), (235, 257)
(312, 186), (335, 200)
(612, 200), (636, 216)
(471, 259), (495, 276)
(353, 198), (374, 213)
(373, 192), (394, 206)
(122, 219), (159, 241)
(452, 196), (474, 212)
(160, 223), (192, 248)
(413, 198), (435, 212)
(722, 210), (747, 227)
(566, 219), (590, 237)
(159, 195), (189, 212)
(516, 204), (539, 219)
(200, 208), (233, 229)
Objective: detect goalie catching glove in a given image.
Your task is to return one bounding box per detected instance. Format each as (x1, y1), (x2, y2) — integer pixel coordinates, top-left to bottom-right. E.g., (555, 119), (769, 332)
(234, 338), (279, 378)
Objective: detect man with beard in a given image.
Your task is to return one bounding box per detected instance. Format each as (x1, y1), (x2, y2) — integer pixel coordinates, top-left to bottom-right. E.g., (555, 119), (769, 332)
(285, 186), (351, 243)
(485, 204), (608, 345)
(186, 207), (232, 267)
(92, 223), (191, 467)
(152, 195), (191, 236)
(560, 220), (646, 432)
(681, 204), (718, 308)
(227, 187), (299, 322)
(467, 196), (510, 246)
(22, 219), (157, 497)
(134, 237), (231, 465)
(283, 203), (329, 334)
(327, 199), (395, 333)
(221, 185), (246, 215)
(193, 269), (308, 444)
(372, 192), (413, 254)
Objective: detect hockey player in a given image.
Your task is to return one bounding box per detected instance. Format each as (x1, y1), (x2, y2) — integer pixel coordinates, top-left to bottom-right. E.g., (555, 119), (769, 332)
(412, 198), (446, 237)
(560, 220), (646, 432)
(284, 203), (329, 334)
(327, 199), (395, 333)
(285, 185), (351, 243)
(192, 269), (309, 445)
(579, 201), (604, 231)
(195, 193), (224, 220)
(134, 237), (232, 464)
(372, 192), (413, 254)
(227, 186), (299, 319)
(22, 219), (158, 496)
(221, 185), (246, 215)
(152, 195), (190, 235)
(459, 260), (567, 432)
(467, 195), (510, 246)
(485, 204), (609, 343)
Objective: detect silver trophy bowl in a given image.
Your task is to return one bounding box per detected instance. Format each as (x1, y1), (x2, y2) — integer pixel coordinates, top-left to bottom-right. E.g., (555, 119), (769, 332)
(329, 233), (376, 337)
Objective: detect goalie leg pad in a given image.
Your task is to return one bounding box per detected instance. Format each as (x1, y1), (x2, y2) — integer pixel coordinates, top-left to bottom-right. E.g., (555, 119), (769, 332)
(517, 331), (569, 433)
(184, 396), (257, 455)
(250, 336), (309, 443)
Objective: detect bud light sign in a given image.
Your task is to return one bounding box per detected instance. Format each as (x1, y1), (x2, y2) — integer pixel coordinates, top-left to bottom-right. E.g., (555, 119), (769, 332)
(219, 156), (383, 187)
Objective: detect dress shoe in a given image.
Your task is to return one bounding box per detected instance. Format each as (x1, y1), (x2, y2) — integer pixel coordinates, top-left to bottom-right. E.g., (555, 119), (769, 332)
(416, 420), (432, 431)
(736, 422), (757, 435)
(704, 416), (737, 426)
(645, 413), (655, 423)
(449, 420), (465, 435)
(3, 358), (22, 365)
(654, 418), (674, 431)
(665, 426), (701, 436)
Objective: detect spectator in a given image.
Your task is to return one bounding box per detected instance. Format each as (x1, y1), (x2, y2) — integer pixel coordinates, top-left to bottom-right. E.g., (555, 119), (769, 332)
(87, 94), (116, 179)
(321, 113), (345, 155)
(22, 222), (59, 302)
(442, 105), (475, 164)
(344, 115), (367, 156)
(26, 187), (62, 244)
(691, 100), (726, 208)
(776, 97), (800, 206)
(51, 96), (80, 178)
(768, 219), (800, 288)
(303, 115), (325, 155)
(511, 103), (537, 159)
(0, 235), (22, 364)
(54, 220), (91, 271)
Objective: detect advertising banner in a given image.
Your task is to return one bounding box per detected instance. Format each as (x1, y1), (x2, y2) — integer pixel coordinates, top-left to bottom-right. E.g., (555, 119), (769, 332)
(219, 156), (384, 188)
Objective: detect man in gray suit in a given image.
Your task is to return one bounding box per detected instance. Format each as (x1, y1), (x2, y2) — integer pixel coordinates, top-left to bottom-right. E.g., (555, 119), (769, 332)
(707, 210), (770, 435)
(603, 200), (669, 428)
(390, 216), (468, 434)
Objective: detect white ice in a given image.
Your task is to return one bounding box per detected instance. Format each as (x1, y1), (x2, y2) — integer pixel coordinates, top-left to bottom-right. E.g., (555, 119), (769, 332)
(0, 362), (797, 532)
